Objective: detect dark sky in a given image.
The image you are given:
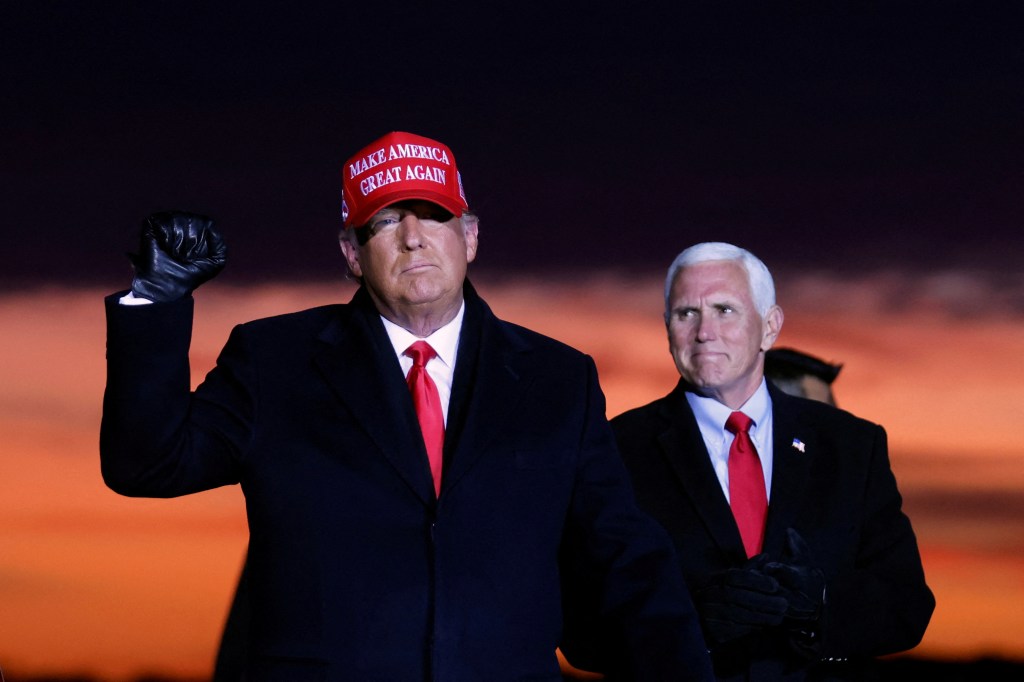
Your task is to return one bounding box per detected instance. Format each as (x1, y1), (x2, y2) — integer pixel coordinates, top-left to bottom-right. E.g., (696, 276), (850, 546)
(3, 1), (1022, 289)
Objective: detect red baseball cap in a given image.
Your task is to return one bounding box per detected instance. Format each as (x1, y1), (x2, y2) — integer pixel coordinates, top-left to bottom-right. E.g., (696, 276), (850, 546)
(341, 131), (468, 229)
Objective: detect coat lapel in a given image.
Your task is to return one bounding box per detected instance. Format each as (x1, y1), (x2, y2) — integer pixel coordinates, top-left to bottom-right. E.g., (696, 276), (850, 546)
(657, 383), (749, 558)
(439, 282), (531, 496)
(313, 287), (437, 506)
(763, 385), (815, 554)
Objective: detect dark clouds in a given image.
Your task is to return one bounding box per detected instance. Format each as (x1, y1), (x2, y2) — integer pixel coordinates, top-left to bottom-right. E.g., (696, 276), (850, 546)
(3, 1), (1022, 288)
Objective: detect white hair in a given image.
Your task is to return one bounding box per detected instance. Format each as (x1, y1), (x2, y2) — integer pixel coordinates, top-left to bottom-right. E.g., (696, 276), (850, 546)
(663, 242), (776, 322)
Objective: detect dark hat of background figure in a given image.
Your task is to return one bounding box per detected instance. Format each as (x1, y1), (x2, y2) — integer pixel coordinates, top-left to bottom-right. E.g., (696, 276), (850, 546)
(765, 347), (843, 385)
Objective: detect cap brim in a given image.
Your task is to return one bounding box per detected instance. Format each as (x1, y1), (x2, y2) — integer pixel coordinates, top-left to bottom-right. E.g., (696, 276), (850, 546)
(345, 189), (466, 229)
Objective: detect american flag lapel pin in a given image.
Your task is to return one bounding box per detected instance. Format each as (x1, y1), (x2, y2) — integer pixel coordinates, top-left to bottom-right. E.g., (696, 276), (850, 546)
(791, 438), (806, 453)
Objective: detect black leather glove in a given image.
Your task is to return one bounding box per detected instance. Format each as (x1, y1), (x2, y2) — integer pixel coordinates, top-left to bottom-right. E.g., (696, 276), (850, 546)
(762, 528), (826, 658)
(129, 211), (226, 302)
(695, 565), (789, 646)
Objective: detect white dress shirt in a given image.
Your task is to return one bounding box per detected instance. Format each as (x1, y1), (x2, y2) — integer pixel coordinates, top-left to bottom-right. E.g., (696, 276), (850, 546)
(685, 379), (774, 503)
(381, 303), (464, 426)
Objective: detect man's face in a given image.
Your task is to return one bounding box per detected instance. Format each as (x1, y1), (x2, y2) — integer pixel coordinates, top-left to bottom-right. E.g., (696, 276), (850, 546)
(667, 260), (783, 407)
(340, 200), (478, 326)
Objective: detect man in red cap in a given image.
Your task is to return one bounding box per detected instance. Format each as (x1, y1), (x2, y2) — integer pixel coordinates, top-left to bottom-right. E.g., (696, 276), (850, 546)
(100, 132), (714, 681)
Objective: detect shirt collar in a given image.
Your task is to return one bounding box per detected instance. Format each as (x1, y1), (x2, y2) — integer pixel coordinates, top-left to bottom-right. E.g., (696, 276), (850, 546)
(686, 378), (772, 435)
(380, 301), (465, 368)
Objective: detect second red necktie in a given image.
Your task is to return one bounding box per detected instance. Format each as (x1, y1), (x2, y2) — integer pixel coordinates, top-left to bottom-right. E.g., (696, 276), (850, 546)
(725, 411), (767, 557)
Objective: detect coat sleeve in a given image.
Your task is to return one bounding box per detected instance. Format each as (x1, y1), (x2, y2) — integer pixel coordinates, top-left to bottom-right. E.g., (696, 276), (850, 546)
(560, 357), (714, 681)
(818, 423), (935, 658)
(100, 292), (249, 497)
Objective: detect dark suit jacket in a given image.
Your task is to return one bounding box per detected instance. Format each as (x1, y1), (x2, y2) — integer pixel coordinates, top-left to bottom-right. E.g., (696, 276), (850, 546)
(610, 379), (935, 682)
(100, 282), (713, 682)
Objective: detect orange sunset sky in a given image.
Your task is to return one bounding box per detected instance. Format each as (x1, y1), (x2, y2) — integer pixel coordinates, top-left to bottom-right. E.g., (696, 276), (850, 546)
(2, 270), (1023, 680)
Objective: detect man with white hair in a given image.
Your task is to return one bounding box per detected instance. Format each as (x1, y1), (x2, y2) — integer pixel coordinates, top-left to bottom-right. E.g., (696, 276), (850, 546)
(609, 242), (934, 681)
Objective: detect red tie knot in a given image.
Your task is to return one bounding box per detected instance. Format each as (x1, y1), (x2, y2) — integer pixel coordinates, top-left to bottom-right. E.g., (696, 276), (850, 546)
(405, 340), (437, 368)
(725, 411), (753, 435)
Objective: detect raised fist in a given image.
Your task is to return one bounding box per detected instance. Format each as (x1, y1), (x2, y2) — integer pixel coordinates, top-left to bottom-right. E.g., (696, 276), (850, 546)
(130, 210), (227, 302)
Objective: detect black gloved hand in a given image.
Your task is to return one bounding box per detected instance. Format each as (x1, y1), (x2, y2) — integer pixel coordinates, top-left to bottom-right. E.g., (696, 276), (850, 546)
(695, 565), (789, 646)
(129, 211), (226, 302)
(762, 528), (826, 658)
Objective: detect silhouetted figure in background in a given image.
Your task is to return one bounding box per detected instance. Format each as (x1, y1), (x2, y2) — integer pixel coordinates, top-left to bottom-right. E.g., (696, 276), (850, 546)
(764, 348), (843, 407)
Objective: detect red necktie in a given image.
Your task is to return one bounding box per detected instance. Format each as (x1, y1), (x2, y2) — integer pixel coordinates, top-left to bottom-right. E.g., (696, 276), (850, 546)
(404, 341), (444, 497)
(725, 411), (767, 557)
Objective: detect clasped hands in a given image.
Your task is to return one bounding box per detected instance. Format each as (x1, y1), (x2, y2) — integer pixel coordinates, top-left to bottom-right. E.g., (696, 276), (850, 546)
(696, 528), (825, 657)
